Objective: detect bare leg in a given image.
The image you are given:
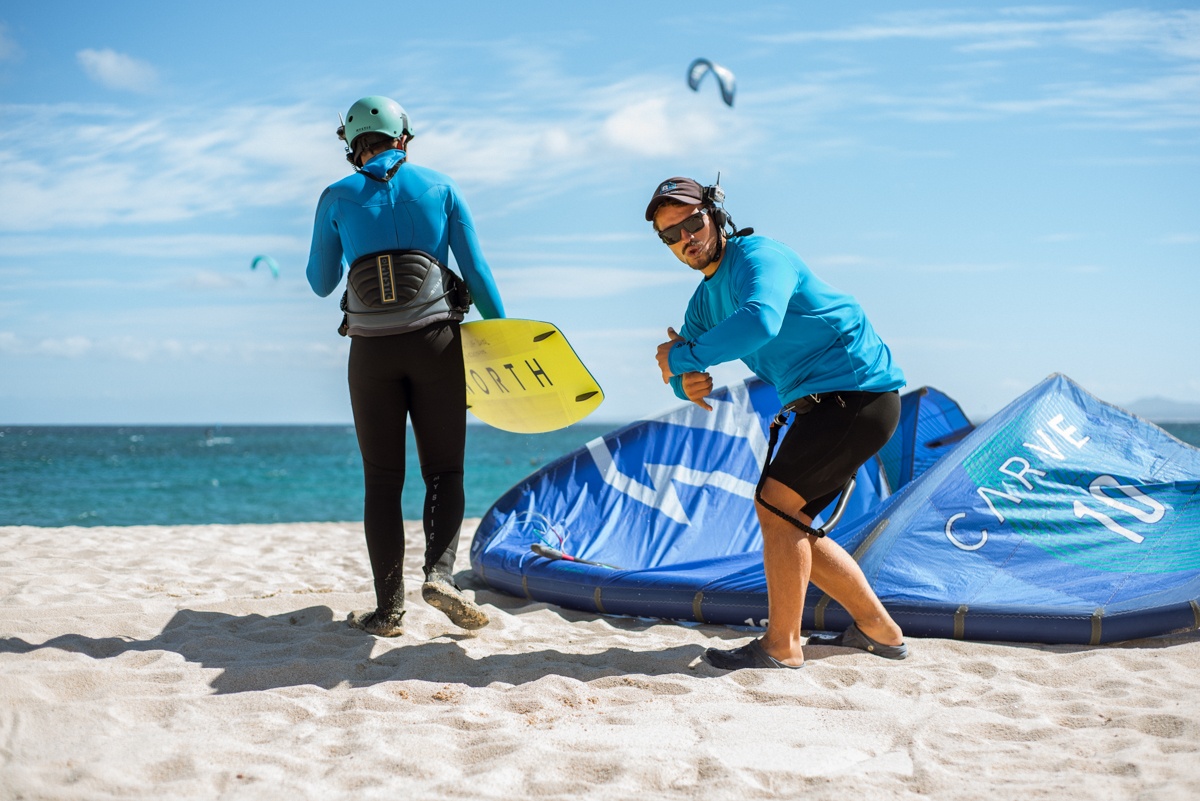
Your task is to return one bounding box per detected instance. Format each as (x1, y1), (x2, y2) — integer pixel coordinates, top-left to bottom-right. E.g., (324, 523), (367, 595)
(756, 477), (902, 664)
(808, 535), (903, 646)
(756, 491), (812, 665)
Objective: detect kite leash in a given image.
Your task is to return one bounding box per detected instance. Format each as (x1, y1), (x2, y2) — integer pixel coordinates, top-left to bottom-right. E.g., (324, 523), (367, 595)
(529, 542), (623, 570)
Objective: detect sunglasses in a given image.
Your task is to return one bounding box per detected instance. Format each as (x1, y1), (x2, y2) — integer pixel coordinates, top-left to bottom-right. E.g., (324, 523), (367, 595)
(657, 208), (708, 245)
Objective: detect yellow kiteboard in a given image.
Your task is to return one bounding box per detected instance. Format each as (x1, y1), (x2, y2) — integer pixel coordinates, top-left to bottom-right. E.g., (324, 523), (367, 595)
(460, 319), (604, 434)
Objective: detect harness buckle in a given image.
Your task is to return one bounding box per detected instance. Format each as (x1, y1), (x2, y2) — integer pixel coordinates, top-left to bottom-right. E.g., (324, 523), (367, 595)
(783, 394), (819, 417)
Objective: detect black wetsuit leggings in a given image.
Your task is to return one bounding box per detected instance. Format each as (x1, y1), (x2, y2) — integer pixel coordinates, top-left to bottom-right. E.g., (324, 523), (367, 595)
(347, 321), (466, 613)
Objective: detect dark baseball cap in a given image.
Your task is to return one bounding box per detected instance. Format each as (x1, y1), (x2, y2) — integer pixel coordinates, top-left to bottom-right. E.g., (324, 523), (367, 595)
(645, 176), (705, 222)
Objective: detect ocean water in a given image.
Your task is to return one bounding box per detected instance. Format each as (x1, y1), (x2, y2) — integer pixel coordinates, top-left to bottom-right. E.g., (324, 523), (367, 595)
(0, 423), (617, 527)
(2, 422), (1198, 528)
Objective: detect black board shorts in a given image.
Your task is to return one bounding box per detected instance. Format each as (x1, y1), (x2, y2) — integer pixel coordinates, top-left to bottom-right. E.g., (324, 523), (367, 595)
(766, 390), (901, 518)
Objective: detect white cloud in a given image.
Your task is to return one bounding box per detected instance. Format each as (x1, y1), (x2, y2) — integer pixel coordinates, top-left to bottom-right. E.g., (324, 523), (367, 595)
(1160, 233), (1200, 245)
(0, 59), (751, 235)
(749, 9), (1200, 133)
(518, 232), (644, 245)
(0, 102), (344, 231)
(77, 48), (160, 93)
(959, 37), (1040, 54)
(501, 266), (693, 301)
(600, 97), (718, 157)
(415, 83), (740, 200)
(0, 23), (20, 61)
(0, 19), (1189, 245)
(0, 332), (90, 358)
(1068, 9), (1200, 60)
(0, 331), (346, 367)
(878, 335), (979, 353)
(810, 254), (878, 269)
(758, 9), (1200, 60)
(848, 67), (1200, 130)
(185, 271), (250, 291)
(0, 232), (307, 259)
(913, 262), (1012, 274)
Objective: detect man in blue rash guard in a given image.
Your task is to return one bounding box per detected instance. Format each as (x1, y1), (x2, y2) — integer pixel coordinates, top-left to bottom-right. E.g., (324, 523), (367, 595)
(308, 96), (505, 637)
(647, 176), (908, 669)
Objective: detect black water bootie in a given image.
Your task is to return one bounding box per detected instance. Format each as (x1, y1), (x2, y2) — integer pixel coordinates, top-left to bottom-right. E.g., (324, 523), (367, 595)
(422, 575), (489, 630)
(702, 639), (805, 671)
(807, 623), (908, 660)
(347, 609), (405, 637)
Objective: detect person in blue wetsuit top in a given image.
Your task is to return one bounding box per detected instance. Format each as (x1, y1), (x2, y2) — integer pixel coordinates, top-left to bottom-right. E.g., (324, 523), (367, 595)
(647, 176), (909, 670)
(308, 96), (505, 637)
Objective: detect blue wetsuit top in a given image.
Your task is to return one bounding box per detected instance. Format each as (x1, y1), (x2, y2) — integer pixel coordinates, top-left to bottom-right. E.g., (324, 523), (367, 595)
(306, 149), (505, 319)
(667, 235), (904, 407)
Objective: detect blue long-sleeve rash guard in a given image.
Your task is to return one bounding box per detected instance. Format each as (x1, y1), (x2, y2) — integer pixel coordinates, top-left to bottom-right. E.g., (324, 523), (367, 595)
(667, 235), (904, 407)
(306, 149), (505, 319)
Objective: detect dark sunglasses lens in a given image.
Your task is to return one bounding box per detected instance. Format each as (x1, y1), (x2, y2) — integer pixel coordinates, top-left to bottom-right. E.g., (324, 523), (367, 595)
(658, 212), (704, 245)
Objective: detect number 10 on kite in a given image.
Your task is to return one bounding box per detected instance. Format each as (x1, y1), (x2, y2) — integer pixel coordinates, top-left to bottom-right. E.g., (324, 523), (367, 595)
(459, 319), (604, 434)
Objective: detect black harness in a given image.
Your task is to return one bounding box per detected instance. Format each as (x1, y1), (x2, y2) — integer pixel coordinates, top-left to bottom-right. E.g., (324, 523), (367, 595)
(754, 393), (858, 538)
(337, 250), (471, 337)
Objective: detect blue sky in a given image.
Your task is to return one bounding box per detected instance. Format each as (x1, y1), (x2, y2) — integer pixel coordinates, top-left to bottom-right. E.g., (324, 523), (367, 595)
(1, 2), (1197, 424)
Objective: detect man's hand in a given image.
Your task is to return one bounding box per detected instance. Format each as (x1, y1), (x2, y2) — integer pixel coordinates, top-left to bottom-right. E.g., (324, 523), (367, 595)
(655, 327), (684, 383)
(680, 371), (714, 411)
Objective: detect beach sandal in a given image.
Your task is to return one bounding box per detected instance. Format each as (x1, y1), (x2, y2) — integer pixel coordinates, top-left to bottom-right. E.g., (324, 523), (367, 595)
(347, 609), (405, 637)
(702, 638), (805, 671)
(422, 575), (490, 630)
(806, 623), (908, 660)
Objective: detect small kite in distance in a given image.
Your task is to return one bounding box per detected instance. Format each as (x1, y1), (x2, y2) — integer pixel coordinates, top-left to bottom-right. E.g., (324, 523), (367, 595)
(687, 58), (736, 107)
(250, 255), (280, 279)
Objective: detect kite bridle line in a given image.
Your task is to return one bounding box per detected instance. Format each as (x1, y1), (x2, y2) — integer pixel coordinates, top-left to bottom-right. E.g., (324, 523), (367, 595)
(512, 511), (625, 570)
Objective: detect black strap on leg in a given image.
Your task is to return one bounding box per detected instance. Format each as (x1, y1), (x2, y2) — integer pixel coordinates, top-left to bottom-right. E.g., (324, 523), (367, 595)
(754, 407), (857, 539)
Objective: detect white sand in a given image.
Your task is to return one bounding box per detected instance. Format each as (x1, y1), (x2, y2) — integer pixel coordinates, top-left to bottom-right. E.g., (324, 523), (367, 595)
(2, 520), (1199, 800)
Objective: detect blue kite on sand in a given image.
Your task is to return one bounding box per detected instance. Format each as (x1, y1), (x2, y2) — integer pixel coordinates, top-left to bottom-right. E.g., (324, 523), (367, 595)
(470, 375), (1200, 645)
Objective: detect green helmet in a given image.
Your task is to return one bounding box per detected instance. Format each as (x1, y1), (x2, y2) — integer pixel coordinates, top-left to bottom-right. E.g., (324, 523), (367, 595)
(340, 95), (415, 149)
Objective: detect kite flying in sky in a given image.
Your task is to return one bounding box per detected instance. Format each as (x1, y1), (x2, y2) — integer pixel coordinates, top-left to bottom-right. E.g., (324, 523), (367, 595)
(687, 58), (736, 107)
(250, 255), (279, 279)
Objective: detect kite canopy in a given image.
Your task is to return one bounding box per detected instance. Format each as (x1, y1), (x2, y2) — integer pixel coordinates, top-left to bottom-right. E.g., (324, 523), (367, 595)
(471, 375), (1200, 645)
(250, 255), (279, 278)
(687, 58), (736, 107)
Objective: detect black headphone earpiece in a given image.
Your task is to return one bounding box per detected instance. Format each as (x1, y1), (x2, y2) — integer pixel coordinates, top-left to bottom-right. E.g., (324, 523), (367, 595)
(703, 182), (728, 230)
(337, 119), (359, 166)
(701, 176), (752, 240)
(702, 183), (724, 206)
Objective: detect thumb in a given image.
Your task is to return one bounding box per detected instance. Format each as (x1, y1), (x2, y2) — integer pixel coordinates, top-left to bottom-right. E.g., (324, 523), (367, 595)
(667, 326), (682, 341)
